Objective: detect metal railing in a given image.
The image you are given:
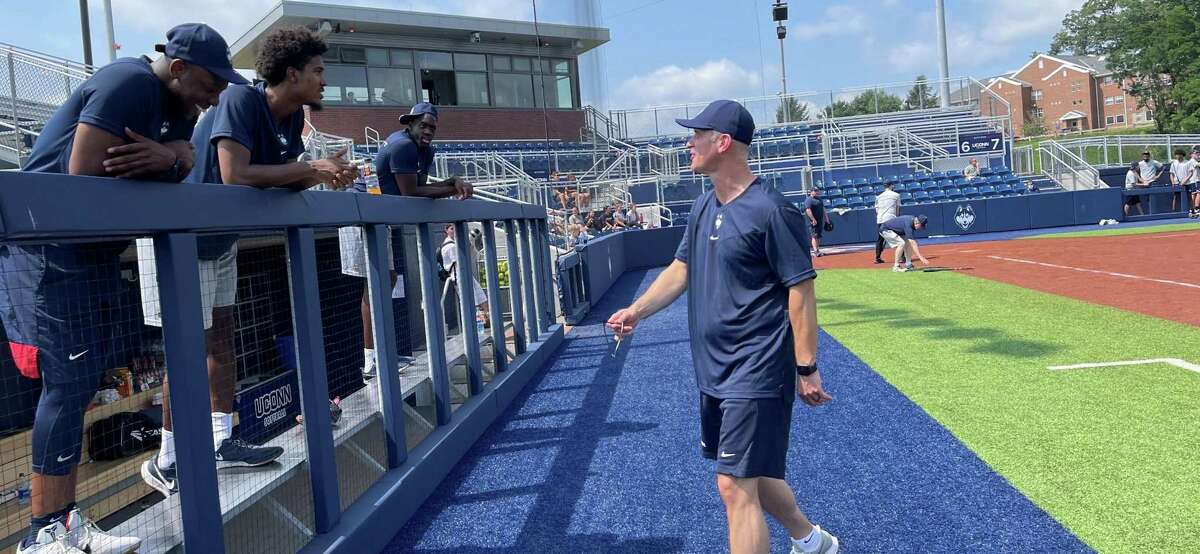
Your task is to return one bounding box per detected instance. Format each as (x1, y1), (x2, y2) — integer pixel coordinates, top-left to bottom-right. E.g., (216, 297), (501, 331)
(363, 126), (384, 156)
(1053, 134), (1200, 167)
(1014, 144), (1035, 175)
(1038, 140), (1101, 190)
(0, 171), (560, 553)
(0, 43), (94, 166)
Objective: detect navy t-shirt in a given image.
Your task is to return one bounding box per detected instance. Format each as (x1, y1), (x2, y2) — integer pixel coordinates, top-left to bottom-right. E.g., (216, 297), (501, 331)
(673, 178), (816, 399)
(880, 215), (916, 237)
(187, 83), (305, 258)
(375, 129), (435, 196)
(24, 57), (195, 174)
(803, 197), (825, 222)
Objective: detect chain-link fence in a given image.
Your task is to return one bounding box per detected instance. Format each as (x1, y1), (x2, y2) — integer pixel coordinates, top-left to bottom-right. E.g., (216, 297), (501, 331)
(0, 44), (92, 167)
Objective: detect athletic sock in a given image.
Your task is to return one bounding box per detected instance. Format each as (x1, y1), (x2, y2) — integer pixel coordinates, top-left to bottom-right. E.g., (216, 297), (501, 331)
(364, 348), (377, 370)
(212, 412), (233, 446)
(157, 429), (175, 470)
(26, 507), (70, 546)
(792, 526), (820, 552)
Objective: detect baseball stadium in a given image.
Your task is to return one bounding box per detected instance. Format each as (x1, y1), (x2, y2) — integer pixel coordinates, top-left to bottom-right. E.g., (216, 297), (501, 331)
(0, 0), (1196, 553)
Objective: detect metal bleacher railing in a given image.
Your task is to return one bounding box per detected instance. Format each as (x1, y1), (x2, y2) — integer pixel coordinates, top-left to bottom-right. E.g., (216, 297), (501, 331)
(1038, 140), (1101, 190)
(0, 170), (563, 553)
(0, 42), (94, 167)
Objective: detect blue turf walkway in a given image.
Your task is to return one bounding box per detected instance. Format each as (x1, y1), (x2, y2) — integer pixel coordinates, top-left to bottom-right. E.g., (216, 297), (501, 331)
(383, 268), (1092, 553)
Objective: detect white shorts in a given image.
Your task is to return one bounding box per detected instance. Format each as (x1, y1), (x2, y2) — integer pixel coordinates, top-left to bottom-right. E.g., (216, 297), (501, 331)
(137, 239), (238, 330)
(339, 226), (395, 278)
(880, 230), (906, 249)
(443, 274), (488, 307)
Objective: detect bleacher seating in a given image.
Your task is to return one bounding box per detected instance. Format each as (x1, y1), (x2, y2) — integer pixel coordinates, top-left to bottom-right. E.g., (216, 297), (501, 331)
(788, 168), (1028, 213)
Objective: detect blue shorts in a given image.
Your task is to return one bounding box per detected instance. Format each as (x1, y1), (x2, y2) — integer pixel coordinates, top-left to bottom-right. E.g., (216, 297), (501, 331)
(700, 392), (794, 479)
(0, 242), (125, 474)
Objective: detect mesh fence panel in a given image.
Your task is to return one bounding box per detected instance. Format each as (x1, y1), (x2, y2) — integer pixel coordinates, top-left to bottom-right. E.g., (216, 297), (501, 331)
(0, 48), (91, 164)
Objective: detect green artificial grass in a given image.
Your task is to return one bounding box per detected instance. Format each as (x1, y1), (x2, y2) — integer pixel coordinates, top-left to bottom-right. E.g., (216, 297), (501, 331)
(816, 269), (1200, 553)
(1023, 222), (1200, 239)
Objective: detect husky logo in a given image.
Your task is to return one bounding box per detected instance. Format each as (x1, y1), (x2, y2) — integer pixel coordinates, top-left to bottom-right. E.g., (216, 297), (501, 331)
(709, 212), (724, 240)
(160, 122), (170, 136)
(954, 204), (976, 231)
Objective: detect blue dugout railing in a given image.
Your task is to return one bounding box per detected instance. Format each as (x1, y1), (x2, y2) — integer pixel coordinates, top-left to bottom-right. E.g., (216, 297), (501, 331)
(0, 171), (564, 553)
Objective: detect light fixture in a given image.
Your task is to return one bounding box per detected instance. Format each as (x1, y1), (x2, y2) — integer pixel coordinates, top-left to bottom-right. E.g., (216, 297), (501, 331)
(470, 31), (481, 43)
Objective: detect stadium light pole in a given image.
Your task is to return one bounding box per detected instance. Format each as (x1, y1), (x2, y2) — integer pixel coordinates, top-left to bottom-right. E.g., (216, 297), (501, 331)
(102, 0), (117, 63)
(773, 1), (789, 122)
(78, 0), (94, 66)
(935, 0), (950, 107)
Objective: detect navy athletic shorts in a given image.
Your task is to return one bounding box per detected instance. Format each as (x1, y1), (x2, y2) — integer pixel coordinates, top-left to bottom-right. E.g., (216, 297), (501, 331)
(0, 242), (125, 474)
(700, 392), (795, 479)
(809, 223), (823, 240)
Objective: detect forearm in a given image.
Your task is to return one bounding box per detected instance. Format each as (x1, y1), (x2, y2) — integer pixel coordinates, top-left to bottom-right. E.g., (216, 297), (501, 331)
(788, 279), (818, 366)
(908, 240), (924, 259)
(629, 261), (687, 319)
(228, 161), (318, 189)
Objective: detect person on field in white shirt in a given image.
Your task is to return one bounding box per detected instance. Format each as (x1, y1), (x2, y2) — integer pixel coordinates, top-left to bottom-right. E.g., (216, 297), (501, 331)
(873, 182), (902, 264)
(1168, 148), (1196, 215)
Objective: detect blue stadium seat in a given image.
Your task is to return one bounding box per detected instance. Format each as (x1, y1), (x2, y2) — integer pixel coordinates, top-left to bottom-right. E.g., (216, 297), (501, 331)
(977, 185), (996, 198)
(927, 188), (947, 202)
(994, 182), (1014, 196)
(961, 186), (979, 199)
(845, 195), (864, 208)
(913, 190), (930, 204)
(831, 197), (848, 209)
(899, 191), (913, 202)
(945, 187), (965, 200)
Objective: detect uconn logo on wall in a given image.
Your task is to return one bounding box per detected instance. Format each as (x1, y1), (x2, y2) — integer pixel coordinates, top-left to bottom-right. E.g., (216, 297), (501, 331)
(235, 370), (301, 442)
(954, 204), (977, 231)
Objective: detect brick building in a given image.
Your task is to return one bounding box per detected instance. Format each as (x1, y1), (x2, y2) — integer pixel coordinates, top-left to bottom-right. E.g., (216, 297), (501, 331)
(229, 1), (609, 141)
(982, 54), (1152, 138)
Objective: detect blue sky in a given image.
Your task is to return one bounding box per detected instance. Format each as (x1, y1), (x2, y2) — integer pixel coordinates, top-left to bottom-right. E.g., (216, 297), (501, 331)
(4, 0), (1084, 110)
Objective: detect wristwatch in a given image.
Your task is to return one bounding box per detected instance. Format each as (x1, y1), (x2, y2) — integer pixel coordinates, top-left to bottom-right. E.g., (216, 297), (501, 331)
(165, 156), (184, 182)
(796, 363), (818, 377)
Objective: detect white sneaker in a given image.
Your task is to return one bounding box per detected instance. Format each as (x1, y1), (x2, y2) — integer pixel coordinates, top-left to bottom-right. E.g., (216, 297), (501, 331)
(64, 508), (140, 554)
(362, 360), (378, 380)
(790, 524), (839, 554)
(892, 266), (909, 273)
(15, 521), (82, 554)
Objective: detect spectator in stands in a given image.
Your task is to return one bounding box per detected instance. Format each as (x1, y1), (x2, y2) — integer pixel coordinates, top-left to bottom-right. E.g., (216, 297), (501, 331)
(606, 99), (838, 554)
(803, 188), (830, 257)
(1139, 150), (1164, 186)
(873, 182), (902, 264)
(1169, 148), (1195, 214)
(1191, 148), (1200, 218)
(1124, 161), (1147, 216)
(962, 158), (980, 180)
(440, 224), (489, 326)
(624, 202), (644, 229)
(0, 23), (244, 554)
(141, 26), (356, 500)
(555, 184), (573, 210)
(880, 214), (930, 272)
(602, 205), (619, 231)
(572, 180), (590, 209)
(345, 101), (474, 381)
(568, 206), (584, 227)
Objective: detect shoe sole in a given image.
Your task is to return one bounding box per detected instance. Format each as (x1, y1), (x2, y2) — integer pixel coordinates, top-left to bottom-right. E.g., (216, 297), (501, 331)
(140, 461), (177, 497)
(216, 449), (284, 468)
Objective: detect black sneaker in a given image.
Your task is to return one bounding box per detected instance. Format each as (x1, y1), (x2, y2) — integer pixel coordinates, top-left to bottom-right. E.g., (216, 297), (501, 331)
(140, 459), (178, 496)
(215, 438), (284, 468)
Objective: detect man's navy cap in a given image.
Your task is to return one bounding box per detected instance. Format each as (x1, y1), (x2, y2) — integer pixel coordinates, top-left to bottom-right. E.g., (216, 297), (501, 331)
(675, 100), (755, 145)
(916, 214), (929, 226)
(400, 102), (439, 124)
(156, 23), (248, 85)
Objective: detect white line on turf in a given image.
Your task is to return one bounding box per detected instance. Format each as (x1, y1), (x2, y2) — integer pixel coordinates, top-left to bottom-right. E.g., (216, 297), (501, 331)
(987, 255), (1200, 290)
(1048, 358), (1200, 375)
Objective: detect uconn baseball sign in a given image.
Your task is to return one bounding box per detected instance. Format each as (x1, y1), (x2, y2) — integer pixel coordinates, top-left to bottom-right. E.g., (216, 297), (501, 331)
(235, 369), (302, 442)
(957, 131), (1003, 155)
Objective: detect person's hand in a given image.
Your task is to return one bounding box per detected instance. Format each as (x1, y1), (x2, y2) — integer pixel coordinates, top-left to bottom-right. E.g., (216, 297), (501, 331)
(796, 371), (832, 407)
(606, 308), (639, 339)
(453, 177), (474, 199)
(309, 147), (355, 188)
(919, 256), (930, 265)
(104, 127), (179, 178)
(163, 140), (195, 178)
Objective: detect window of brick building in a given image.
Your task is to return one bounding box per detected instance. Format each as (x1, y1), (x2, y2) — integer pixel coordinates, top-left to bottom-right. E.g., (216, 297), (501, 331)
(1071, 80), (1082, 92)
(1032, 89), (1043, 102)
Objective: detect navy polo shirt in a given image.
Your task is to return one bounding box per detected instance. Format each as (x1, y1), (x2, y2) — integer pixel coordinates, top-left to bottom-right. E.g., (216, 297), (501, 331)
(880, 215), (916, 237)
(187, 83), (305, 258)
(374, 129), (435, 195)
(24, 57), (195, 174)
(674, 178), (816, 399)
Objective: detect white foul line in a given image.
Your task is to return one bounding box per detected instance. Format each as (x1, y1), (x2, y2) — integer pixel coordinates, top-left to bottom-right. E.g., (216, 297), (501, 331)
(988, 255), (1200, 290)
(1048, 358), (1200, 374)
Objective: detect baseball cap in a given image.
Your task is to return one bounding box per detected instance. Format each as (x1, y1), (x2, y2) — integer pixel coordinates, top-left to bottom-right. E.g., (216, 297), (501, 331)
(400, 102), (439, 124)
(675, 100), (755, 145)
(156, 23), (248, 85)
(915, 214), (929, 226)
(1142, 149), (1151, 154)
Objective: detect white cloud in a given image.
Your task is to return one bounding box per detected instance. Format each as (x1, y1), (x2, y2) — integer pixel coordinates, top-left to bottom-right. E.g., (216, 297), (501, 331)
(790, 5), (866, 41)
(985, 0), (1085, 43)
(614, 59), (762, 108)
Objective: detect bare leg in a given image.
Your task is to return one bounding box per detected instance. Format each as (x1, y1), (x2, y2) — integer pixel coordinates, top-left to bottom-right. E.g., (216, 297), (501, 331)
(717, 474), (770, 554)
(757, 477), (815, 539)
(31, 470), (77, 518)
(207, 307), (236, 414)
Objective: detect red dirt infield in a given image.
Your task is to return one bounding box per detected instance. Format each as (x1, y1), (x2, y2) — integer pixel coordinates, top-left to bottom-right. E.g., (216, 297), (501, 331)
(814, 229), (1200, 327)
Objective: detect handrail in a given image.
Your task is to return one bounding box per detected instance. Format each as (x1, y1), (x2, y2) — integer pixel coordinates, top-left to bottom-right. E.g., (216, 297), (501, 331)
(0, 42), (94, 75)
(1038, 141), (1100, 190)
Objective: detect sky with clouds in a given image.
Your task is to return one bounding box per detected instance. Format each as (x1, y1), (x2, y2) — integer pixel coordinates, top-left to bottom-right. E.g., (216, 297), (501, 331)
(5, 0), (1085, 110)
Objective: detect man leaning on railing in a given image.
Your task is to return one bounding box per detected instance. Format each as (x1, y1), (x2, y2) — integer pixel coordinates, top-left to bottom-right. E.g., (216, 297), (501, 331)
(0, 23), (246, 554)
(138, 25), (357, 505)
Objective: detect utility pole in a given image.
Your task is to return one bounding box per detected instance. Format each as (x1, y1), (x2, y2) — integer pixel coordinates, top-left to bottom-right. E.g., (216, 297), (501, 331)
(103, 0), (117, 62)
(78, 0), (94, 66)
(773, 1), (789, 122)
(935, 0), (950, 107)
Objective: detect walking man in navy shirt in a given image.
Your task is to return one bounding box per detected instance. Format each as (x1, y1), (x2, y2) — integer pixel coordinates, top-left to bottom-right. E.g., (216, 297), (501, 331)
(0, 23), (242, 554)
(606, 100), (838, 554)
(139, 25), (355, 499)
